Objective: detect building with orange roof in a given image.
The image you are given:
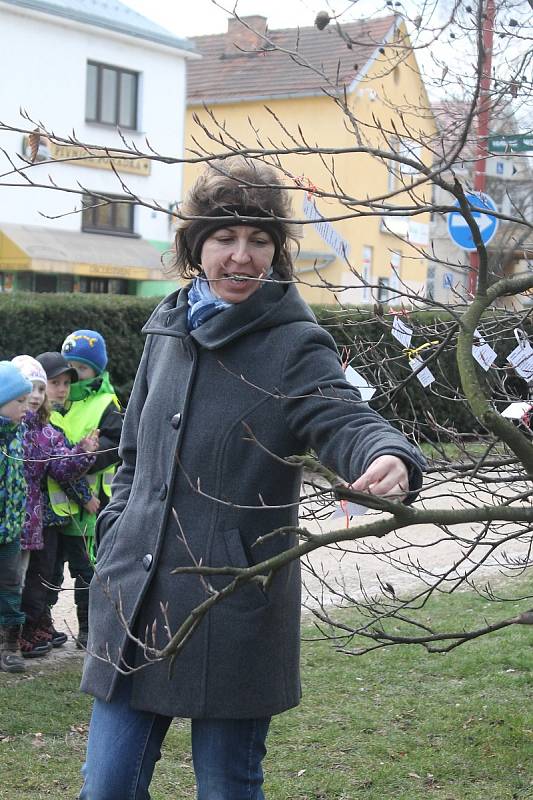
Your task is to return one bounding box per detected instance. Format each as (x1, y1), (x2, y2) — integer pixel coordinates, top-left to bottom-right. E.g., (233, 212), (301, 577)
(184, 14), (437, 306)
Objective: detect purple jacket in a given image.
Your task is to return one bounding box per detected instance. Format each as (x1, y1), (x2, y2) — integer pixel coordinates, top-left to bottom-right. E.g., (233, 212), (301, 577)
(21, 412), (96, 550)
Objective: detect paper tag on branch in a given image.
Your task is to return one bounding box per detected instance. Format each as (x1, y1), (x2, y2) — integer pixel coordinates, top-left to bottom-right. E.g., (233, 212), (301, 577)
(344, 365), (376, 401)
(329, 499), (369, 524)
(501, 402), (532, 420)
(392, 317), (413, 348)
(409, 356), (435, 387)
(507, 341), (533, 381)
(472, 329), (497, 371)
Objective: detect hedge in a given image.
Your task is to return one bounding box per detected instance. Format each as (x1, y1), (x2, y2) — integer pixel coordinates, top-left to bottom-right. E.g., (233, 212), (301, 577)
(0, 293), (528, 436)
(315, 305), (532, 437)
(0, 293), (159, 401)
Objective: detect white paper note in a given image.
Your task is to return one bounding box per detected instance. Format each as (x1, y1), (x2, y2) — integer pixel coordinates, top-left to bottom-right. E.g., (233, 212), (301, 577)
(344, 365), (376, 401)
(501, 402), (532, 419)
(391, 316), (413, 348)
(409, 357), (435, 387)
(472, 343), (497, 370)
(329, 500), (370, 521)
(472, 329), (497, 371)
(507, 342), (533, 381)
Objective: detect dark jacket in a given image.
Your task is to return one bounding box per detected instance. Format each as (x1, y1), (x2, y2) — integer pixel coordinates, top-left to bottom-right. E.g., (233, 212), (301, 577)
(88, 399), (123, 477)
(81, 280), (425, 718)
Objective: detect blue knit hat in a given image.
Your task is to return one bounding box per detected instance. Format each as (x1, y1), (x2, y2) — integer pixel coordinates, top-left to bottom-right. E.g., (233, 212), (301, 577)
(0, 360), (32, 407)
(61, 330), (108, 375)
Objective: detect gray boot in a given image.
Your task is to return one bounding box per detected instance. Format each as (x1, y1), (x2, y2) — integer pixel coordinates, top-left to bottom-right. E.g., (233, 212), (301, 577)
(0, 625), (26, 673)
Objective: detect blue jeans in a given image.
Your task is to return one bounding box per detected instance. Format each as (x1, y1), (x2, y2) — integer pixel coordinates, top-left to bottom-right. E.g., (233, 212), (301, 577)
(79, 677), (271, 799)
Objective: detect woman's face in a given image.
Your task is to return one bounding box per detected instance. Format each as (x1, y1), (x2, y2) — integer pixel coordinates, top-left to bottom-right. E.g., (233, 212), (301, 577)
(200, 225), (275, 303)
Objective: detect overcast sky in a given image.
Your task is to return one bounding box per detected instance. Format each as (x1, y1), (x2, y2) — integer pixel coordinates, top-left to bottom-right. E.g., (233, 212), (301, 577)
(124, 0), (388, 38)
(124, 0), (532, 125)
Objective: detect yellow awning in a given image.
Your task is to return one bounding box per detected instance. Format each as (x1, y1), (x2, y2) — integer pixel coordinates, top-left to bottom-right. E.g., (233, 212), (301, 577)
(0, 223), (168, 281)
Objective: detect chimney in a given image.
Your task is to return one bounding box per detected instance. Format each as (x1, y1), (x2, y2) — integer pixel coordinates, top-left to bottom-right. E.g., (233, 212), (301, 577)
(224, 16), (268, 57)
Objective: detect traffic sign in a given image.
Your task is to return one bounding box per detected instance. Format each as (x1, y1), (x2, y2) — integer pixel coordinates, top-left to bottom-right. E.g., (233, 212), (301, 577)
(488, 133), (533, 154)
(446, 192), (499, 252)
(443, 272), (453, 289)
(485, 156), (519, 180)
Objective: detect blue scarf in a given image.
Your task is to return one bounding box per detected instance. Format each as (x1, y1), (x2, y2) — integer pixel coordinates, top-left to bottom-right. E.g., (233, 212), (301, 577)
(187, 277), (232, 331)
(187, 269), (275, 331)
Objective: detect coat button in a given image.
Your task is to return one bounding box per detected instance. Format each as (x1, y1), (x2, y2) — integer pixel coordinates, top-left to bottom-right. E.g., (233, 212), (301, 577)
(142, 554), (153, 571)
(171, 413), (181, 430)
(158, 483), (167, 501)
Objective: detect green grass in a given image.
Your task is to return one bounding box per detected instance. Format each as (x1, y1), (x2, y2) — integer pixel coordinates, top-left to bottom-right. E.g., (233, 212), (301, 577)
(420, 439), (508, 461)
(0, 584), (532, 799)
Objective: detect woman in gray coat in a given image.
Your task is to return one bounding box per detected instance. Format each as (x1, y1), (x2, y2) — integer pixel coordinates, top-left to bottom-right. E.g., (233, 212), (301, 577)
(79, 157), (425, 800)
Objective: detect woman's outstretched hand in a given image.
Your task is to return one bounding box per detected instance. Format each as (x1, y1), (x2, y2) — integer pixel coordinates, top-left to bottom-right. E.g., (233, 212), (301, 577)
(349, 455), (409, 502)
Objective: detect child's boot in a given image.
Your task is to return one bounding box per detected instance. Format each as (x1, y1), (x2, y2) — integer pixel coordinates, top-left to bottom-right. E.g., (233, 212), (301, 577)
(76, 604), (89, 650)
(0, 625), (26, 673)
(19, 623), (51, 658)
(38, 608), (67, 648)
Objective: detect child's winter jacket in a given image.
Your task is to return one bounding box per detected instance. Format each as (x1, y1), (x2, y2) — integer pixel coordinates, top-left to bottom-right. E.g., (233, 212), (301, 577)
(0, 417), (27, 545)
(21, 411), (95, 550)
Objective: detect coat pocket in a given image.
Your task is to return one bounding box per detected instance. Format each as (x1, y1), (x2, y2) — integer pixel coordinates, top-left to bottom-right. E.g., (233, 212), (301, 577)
(221, 528), (270, 608)
(94, 511), (122, 567)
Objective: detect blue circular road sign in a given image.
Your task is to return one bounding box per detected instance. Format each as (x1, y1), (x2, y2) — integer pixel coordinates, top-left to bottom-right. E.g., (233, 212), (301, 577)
(446, 192), (499, 251)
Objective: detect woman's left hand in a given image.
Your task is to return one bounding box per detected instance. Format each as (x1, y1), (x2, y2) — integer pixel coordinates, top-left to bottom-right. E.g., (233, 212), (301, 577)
(349, 455), (409, 502)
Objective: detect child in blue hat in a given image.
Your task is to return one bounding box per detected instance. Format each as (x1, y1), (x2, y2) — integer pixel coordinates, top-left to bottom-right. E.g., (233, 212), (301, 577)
(50, 330), (123, 648)
(0, 361), (31, 672)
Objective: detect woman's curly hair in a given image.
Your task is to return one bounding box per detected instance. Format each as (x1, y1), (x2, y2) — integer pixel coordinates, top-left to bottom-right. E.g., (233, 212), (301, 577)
(170, 157), (300, 281)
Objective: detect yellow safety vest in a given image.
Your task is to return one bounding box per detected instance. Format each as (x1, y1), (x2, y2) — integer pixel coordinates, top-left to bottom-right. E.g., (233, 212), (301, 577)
(47, 392), (120, 518)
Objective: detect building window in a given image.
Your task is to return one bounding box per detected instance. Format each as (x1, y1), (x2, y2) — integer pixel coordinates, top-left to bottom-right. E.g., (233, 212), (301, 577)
(86, 62), (138, 129)
(82, 193), (135, 236)
(108, 279), (129, 294)
(56, 275), (75, 293)
(387, 137), (422, 191)
(390, 251), (401, 294)
(34, 273), (57, 293)
(15, 272), (33, 291)
(79, 276), (129, 294)
(0, 272), (14, 292)
(361, 246), (372, 303)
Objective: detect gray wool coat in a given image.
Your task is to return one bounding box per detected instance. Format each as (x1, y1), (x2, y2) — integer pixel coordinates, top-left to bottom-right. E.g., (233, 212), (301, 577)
(80, 279), (425, 719)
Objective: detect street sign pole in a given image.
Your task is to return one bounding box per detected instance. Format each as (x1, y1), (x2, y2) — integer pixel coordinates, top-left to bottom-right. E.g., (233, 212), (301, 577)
(469, 0), (495, 296)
